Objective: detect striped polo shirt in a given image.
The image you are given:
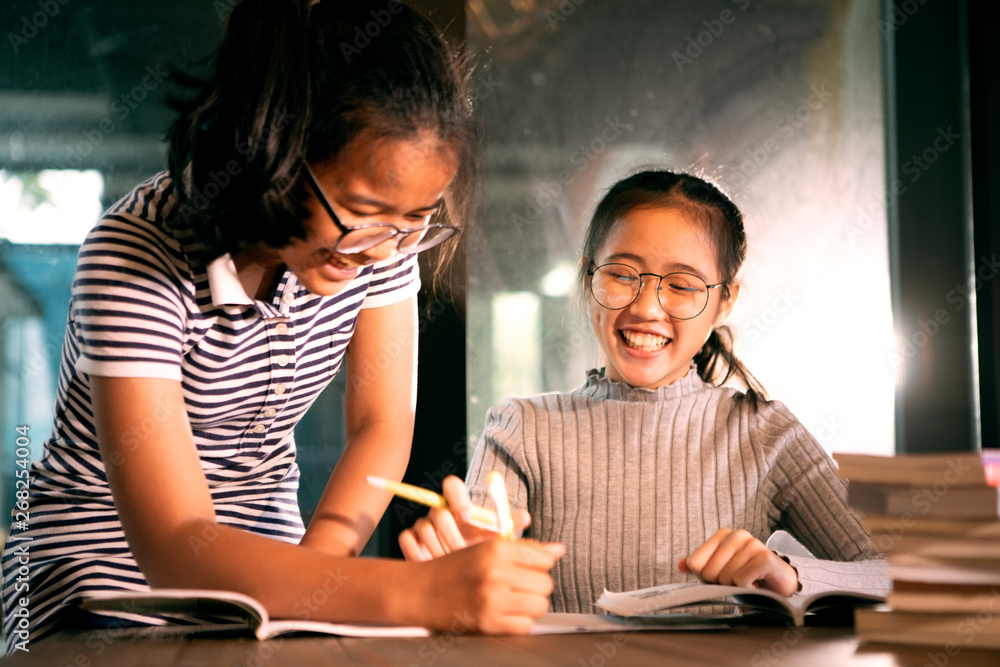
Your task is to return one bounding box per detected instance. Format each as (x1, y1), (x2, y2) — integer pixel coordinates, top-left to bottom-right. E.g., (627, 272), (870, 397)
(1, 172), (420, 649)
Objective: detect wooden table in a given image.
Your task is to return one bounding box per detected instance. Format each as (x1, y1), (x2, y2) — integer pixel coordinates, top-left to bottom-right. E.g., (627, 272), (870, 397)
(3, 623), (1000, 667)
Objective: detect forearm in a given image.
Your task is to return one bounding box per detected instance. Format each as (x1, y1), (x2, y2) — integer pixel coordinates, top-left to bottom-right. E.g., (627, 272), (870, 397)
(149, 516), (564, 634)
(147, 517), (421, 624)
(300, 419), (411, 555)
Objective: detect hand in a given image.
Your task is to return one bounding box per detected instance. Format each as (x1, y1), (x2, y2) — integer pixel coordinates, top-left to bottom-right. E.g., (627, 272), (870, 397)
(678, 528), (799, 596)
(418, 538), (565, 634)
(398, 475), (531, 561)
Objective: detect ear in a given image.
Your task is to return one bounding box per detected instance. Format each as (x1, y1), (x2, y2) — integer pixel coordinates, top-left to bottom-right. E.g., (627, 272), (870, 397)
(714, 281), (740, 328)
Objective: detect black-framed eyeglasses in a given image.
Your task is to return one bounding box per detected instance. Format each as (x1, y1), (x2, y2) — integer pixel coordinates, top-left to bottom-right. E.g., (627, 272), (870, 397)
(303, 164), (460, 255)
(586, 262), (726, 320)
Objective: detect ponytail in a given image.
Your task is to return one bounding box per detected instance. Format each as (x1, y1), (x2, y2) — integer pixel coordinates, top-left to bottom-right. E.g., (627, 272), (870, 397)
(694, 325), (767, 407)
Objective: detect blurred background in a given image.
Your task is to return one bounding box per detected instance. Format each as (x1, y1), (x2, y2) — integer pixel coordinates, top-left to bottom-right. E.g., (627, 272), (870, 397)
(1, 0), (996, 555)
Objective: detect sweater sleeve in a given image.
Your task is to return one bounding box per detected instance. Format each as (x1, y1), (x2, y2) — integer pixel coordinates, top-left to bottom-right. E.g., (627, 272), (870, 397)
(466, 400), (531, 538)
(756, 401), (891, 596)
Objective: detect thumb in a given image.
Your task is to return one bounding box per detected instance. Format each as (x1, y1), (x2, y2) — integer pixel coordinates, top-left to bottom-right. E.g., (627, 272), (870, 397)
(512, 508), (532, 533)
(677, 557), (690, 573)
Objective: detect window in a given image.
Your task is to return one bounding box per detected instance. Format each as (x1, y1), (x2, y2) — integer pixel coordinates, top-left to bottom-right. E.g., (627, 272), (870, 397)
(465, 0), (894, 456)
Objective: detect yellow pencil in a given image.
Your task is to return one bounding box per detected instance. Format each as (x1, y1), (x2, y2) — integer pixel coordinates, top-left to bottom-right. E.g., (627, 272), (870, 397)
(366, 476), (500, 532)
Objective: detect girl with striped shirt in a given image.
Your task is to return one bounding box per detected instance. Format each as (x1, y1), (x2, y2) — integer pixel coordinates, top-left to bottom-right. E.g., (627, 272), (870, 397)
(399, 171), (889, 611)
(2, 1), (562, 650)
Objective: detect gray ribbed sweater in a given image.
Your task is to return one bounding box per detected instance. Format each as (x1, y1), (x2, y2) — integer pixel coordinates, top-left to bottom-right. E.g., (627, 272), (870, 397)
(466, 368), (890, 613)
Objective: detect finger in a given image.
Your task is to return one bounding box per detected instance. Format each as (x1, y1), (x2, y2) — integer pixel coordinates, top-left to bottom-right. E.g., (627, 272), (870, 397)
(748, 552), (799, 596)
(699, 531), (753, 583)
(441, 475), (473, 523)
(504, 589), (552, 618)
(512, 508), (531, 533)
(426, 506), (468, 552)
(414, 518), (449, 559)
(715, 542), (761, 586)
(727, 550), (775, 589)
(508, 540), (565, 570)
(683, 528), (734, 576)
(481, 610), (538, 636)
(506, 569), (555, 597)
(398, 529), (427, 562)
(478, 591), (551, 635)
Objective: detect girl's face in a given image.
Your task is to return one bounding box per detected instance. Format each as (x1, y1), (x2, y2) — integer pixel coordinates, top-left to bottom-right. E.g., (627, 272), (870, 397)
(587, 206), (738, 389)
(280, 134), (458, 296)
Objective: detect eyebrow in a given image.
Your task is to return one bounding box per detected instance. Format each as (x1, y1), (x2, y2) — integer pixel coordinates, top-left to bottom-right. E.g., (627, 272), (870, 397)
(339, 194), (444, 215)
(602, 252), (707, 278)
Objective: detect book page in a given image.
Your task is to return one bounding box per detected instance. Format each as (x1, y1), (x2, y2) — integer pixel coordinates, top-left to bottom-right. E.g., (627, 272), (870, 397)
(595, 582), (788, 617)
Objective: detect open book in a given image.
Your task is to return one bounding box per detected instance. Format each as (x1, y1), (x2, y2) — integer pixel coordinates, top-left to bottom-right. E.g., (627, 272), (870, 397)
(80, 589), (728, 640)
(595, 582), (884, 627)
(80, 589), (431, 640)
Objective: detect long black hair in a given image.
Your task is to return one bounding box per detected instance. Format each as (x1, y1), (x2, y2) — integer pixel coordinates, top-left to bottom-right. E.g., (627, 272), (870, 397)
(166, 0), (477, 284)
(580, 170), (767, 404)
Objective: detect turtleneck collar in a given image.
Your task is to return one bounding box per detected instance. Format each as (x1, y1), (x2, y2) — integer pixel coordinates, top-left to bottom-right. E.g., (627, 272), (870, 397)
(577, 366), (709, 402)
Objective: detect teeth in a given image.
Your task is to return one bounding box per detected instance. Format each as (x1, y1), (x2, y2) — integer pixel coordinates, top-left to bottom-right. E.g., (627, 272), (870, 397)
(621, 330), (668, 352)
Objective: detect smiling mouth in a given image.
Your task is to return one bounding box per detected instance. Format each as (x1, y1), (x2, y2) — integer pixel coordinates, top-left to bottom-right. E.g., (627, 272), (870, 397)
(620, 330), (670, 352)
(317, 248), (364, 269)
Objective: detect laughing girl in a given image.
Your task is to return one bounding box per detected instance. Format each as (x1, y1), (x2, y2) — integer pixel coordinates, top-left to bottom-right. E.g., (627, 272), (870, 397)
(400, 170), (888, 612)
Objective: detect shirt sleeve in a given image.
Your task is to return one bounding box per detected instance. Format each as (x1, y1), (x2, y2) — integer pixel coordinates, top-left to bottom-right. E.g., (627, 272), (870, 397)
(757, 400), (891, 596)
(466, 400), (531, 537)
(72, 216), (188, 380)
(361, 254), (421, 309)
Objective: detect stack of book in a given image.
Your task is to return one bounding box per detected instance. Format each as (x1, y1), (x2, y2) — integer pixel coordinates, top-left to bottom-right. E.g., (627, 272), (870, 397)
(833, 450), (1000, 649)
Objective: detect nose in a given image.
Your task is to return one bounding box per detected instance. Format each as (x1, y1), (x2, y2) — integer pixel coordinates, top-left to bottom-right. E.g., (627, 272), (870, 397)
(357, 238), (399, 264)
(627, 275), (664, 319)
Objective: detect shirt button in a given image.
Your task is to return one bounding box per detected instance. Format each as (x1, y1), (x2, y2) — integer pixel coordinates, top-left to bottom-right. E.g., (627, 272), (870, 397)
(274, 384), (287, 395)
(252, 425), (265, 434)
(282, 293), (294, 304)
(277, 354), (289, 367)
(263, 408), (277, 417)
(275, 323), (288, 335)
